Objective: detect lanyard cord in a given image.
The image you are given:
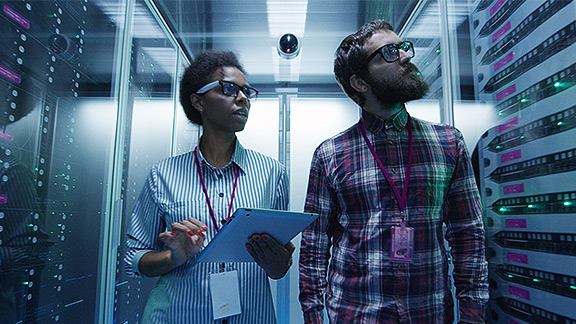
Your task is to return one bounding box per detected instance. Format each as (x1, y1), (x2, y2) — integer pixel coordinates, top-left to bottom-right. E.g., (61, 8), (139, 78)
(193, 147), (240, 232)
(358, 118), (413, 220)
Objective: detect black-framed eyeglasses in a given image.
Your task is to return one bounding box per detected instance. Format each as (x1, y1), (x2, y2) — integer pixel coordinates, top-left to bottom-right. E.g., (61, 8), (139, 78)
(196, 80), (259, 99)
(358, 41), (415, 71)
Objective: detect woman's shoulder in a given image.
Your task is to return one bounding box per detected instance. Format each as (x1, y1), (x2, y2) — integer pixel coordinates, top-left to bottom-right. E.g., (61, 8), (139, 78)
(242, 148), (285, 172)
(152, 152), (195, 173)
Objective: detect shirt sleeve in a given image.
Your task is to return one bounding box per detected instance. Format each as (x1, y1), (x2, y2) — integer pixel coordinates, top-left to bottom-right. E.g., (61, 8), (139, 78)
(124, 166), (166, 278)
(272, 164), (289, 211)
(299, 146), (335, 324)
(443, 130), (489, 323)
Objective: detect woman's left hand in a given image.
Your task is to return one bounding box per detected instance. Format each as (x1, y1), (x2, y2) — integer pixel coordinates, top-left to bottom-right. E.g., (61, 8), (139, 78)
(246, 233), (295, 279)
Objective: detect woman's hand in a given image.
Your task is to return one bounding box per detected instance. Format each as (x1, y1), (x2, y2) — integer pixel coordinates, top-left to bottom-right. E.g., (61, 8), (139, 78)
(246, 233), (295, 279)
(159, 218), (207, 268)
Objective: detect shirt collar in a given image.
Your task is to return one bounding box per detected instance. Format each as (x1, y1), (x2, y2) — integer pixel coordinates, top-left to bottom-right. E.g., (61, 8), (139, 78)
(195, 138), (247, 174)
(360, 106), (408, 133)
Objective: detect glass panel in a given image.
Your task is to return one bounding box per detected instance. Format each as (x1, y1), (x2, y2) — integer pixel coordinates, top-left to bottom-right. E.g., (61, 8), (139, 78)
(237, 97), (280, 159)
(401, 0), (443, 135)
(288, 96), (359, 324)
(113, 0), (180, 322)
(0, 0), (121, 322)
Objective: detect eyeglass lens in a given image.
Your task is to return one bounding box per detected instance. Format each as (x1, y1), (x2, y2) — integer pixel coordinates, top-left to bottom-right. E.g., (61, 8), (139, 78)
(381, 41), (414, 63)
(221, 81), (257, 99)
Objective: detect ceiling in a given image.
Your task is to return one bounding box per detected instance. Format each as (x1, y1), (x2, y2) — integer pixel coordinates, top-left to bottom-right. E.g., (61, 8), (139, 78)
(81, 0), (475, 97)
(152, 0), (434, 93)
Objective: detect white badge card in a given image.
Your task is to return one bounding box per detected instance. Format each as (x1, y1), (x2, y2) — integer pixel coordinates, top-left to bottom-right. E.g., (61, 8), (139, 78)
(390, 225), (414, 263)
(210, 270), (242, 320)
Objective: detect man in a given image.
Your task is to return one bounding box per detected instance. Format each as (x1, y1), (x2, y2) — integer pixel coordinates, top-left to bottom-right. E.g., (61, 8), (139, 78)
(298, 20), (488, 323)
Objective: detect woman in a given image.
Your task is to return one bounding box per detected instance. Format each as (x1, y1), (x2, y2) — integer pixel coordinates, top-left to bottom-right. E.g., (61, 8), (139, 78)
(124, 51), (293, 323)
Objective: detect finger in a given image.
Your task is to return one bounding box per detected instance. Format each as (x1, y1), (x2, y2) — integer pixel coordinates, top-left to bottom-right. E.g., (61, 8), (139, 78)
(247, 237), (266, 259)
(246, 243), (258, 260)
(180, 220), (205, 233)
(255, 234), (284, 256)
(185, 218), (208, 230)
(285, 241), (296, 255)
(159, 231), (175, 244)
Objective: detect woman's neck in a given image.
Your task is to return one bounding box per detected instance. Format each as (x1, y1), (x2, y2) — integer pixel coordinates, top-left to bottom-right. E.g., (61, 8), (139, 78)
(199, 133), (236, 168)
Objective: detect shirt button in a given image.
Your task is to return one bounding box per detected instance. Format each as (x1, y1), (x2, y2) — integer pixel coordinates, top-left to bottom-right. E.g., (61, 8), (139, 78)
(218, 193), (224, 197)
(217, 173), (223, 179)
(220, 219), (227, 225)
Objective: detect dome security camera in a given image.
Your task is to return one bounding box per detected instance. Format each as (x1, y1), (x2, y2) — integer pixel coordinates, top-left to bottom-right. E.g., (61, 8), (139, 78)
(277, 33), (301, 59)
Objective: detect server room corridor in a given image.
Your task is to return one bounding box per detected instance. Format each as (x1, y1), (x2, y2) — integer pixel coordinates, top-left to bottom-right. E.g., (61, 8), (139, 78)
(0, 0), (574, 323)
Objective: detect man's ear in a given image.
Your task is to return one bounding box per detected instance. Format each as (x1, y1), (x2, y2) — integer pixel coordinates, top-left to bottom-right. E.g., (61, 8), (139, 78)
(190, 94), (204, 113)
(349, 74), (369, 93)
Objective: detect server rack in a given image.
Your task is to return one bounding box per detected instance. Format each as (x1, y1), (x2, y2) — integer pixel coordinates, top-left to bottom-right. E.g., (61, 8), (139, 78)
(472, 0), (576, 323)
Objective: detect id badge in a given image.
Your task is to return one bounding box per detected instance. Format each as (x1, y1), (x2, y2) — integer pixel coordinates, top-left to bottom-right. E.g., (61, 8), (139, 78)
(390, 224), (414, 263)
(209, 270), (242, 320)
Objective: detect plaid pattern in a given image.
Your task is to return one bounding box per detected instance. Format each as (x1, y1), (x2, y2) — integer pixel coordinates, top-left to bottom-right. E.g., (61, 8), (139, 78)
(299, 109), (488, 323)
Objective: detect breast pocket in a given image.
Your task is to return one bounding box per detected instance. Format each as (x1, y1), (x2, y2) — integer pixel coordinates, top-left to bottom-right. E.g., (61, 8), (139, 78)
(163, 200), (208, 228)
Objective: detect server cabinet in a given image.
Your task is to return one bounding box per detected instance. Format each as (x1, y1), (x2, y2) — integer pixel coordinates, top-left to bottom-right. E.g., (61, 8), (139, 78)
(471, 0), (576, 323)
(0, 0), (120, 322)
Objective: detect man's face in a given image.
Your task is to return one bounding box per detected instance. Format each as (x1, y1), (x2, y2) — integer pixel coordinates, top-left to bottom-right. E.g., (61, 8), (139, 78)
(361, 30), (429, 105)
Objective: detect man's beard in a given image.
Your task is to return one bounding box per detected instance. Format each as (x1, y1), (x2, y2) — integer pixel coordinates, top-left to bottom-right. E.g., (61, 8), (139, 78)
(365, 62), (429, 105)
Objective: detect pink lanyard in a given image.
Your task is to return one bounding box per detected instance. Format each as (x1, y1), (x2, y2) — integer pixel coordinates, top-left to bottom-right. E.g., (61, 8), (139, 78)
(193, 147), (240, 232)
(358, 118), (413, 221)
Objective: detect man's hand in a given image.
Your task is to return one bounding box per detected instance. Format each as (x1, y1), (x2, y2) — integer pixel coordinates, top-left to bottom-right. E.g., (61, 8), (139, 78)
(246, 233), (295, 279)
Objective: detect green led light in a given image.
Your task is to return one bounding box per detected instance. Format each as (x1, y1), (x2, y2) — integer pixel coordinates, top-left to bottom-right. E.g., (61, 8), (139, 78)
(564, 201), (573, 206)
(557, 121), (564, 126)
(436, 49), (441, 54)
(498, 111), (503, 116)
(533, 278), (540, 282)
(520, 135), (525, 139)
(425, 62), (430, 65)
(499, 207), (508, 212)
(554, 82), (561, 87)
(520, 98), (529, 103)
(507, 274), (514, 278)
(495, 145), (502, 150)
(571, 285), (576, 290)
(527, 204), (534, 208)
(416, 72), (421, 76)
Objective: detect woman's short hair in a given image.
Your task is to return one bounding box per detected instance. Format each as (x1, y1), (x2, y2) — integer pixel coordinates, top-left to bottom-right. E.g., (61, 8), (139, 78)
(334, 20), (394, 107)
(179, 51), (245, 125)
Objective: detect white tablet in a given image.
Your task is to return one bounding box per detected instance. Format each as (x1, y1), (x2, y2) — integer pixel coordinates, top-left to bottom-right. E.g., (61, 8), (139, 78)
(195, 208), (318, 263)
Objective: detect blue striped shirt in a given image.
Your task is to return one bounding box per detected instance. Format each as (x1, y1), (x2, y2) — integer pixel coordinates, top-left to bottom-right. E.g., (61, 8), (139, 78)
(124, 139), (288, 323)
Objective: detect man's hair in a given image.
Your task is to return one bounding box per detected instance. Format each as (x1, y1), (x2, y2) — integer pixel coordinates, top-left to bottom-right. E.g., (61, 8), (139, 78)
(334, 20), (394, 107)
(179, 51), (246, 125)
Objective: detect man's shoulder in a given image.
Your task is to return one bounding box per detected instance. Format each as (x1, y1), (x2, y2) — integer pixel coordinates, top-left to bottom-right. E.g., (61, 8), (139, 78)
(315, 123), (359, 152)
(412, 117), (462, 137)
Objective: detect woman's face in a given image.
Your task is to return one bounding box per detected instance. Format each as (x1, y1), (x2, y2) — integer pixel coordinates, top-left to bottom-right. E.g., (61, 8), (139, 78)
(194, 66), (252, 135)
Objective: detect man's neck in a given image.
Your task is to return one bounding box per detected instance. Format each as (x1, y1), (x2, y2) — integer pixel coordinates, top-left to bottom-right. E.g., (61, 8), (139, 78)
(198, 133), (236, 168)
(363, 102), (405, 120)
